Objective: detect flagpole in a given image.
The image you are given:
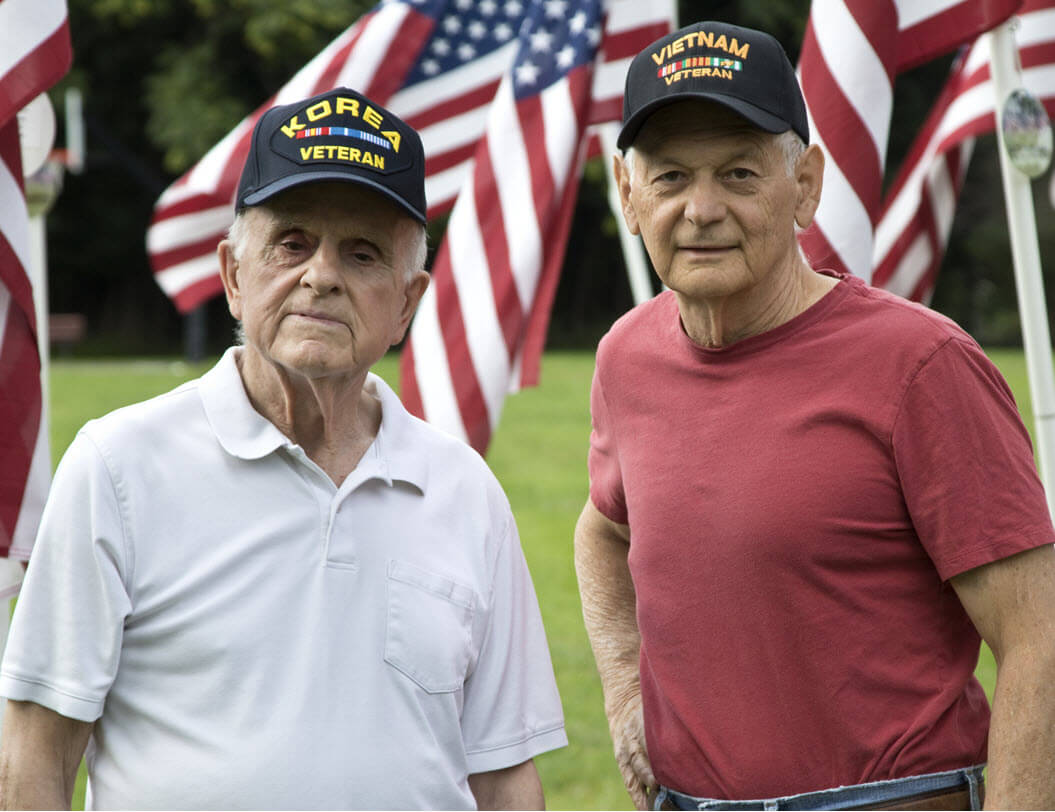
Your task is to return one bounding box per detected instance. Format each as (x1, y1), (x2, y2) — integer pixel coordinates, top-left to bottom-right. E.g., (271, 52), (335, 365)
(986, 20), (1055, 517)
(598, 122), (654, 305)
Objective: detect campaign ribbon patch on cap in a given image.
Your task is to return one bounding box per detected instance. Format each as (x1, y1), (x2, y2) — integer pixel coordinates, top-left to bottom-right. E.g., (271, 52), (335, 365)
(269, 94), (410, 175)
(651, 30), (751, 86)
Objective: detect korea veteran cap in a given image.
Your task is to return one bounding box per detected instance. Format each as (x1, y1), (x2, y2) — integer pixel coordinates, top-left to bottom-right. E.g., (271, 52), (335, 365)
(617, 21), (809, 150)
(236, 87), (427, 223)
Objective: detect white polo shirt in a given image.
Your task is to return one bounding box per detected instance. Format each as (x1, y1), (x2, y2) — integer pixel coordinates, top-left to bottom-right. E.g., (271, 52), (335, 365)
(0, 348), (567, 810)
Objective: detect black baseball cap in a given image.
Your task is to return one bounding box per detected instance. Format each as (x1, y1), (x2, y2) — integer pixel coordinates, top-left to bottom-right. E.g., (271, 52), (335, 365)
(617, 21), (809, 150)
(235, 87), (427, 223)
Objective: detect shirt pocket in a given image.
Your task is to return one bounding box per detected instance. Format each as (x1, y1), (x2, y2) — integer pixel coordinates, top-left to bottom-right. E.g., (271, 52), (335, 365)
(384, 559), (476, 694)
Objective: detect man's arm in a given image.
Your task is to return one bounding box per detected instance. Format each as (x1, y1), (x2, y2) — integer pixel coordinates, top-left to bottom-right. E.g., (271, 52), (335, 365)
(950, 543), (1055, 809)
(0, 699), (94, 810)
(468, 759), (544, 809)
(574, 499), (654, 810)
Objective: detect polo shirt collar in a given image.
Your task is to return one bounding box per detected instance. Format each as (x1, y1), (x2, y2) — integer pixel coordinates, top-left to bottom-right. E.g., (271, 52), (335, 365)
(199, 347), (427, 491)
(364, 373), (428, 493)
(200, 347), (290, 460)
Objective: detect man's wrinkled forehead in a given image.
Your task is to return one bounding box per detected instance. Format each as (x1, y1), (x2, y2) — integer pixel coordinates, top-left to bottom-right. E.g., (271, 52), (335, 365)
(244, 181), (416, 240)
(634, 99), (775, 155)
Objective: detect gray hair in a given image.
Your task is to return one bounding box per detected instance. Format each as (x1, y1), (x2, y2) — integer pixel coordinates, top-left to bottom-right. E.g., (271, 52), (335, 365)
(622, 129), (807, 187)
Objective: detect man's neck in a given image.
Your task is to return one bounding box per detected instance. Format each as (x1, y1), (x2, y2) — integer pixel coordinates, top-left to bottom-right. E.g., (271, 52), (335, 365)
(677, 264), (839, 349)
(235, 347), (381, 486)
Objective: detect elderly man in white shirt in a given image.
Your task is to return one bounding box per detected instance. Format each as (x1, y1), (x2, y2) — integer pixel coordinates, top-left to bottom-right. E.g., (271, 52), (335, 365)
(0, 86), (567, 811)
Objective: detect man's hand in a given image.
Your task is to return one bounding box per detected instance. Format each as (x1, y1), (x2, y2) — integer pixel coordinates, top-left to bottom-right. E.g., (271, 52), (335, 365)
(608, 691), (656, 809)
(574, 500), (654, 809)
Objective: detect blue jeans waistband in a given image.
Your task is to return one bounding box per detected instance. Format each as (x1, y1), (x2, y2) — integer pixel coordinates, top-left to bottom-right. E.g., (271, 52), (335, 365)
(654, 764), (985, 811)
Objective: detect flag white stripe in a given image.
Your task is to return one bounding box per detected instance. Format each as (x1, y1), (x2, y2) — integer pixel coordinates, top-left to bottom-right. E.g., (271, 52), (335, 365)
(426, 160), (474, 209)
(895, 0), (970, 30)
(156, 255), (224, 297)
(418, 106), (491, 158)
(9, 418), (49, 559)
(410, 285), (470, 443)
(147, 206), (234, 254)
(928, 153), (958, 243)
(0, 156), (30, 272)
(604, 0), (671, 31)
(0, 0), (66, 83)
(332, 5), (410, 90)
(488, 83), (542, 305)
(389, 42), (518, 117)
(446, 188), (511, 427)
(810, 0), (893, 155)
(805, 105), (875, 280)
(883, 231), (933, 298)
(542, 77), (578, 198)
(0, 287), (10, 356)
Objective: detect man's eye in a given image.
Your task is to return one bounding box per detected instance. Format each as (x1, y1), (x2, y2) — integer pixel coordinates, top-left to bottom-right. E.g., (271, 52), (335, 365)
(728, 168), (755, 180)
(655, 170), (684, 183)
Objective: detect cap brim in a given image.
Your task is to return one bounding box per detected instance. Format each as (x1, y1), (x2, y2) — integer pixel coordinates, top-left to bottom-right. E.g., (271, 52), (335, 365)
(617, 92), (792, 150)
(240, 170), (426, 224)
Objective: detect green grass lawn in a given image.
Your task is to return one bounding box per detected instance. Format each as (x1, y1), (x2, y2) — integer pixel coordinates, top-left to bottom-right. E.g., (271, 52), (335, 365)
(45, 347), (1026, 809)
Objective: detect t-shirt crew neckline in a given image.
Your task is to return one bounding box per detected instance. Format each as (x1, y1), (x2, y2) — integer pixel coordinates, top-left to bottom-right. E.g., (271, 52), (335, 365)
(676, 270), (852, 361)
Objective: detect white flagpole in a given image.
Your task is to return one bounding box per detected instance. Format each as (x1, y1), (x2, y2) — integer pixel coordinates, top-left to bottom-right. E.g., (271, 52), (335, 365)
(986, 21), (1055, 517)
(599, 122), (654, 306)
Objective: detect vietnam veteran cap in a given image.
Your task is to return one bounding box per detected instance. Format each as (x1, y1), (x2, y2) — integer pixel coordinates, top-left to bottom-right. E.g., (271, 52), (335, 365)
(235, 87), (427, 223)
(617, 21), (809, 150)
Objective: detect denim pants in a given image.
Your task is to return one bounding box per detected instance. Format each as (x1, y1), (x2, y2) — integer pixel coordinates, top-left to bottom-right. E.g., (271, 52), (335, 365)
(653, 765), (985, 810)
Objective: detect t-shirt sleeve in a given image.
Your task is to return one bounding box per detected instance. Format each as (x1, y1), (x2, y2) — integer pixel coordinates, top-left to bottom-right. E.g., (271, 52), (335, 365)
(587, 362), (628, 524)
(0, 430), (131, 722)
(892, 336), (1055, 581)
(459, 513), (567, 773)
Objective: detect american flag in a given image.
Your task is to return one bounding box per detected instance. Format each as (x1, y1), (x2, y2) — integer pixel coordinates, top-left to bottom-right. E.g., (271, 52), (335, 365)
(873, 0), (1055, 301)
(400, 0), (611, 450)
(797, 0), (1024, 284)
(147, 0), (672, 315)
(0, 0), (71, 589)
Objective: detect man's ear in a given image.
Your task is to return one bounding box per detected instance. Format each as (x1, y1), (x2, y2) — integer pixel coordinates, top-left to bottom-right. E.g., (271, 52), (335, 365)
(391, 270), (430, 346)
(218, 239), (243, 322)
(794, 143), (825, 230)
(614, 153), (641, 236)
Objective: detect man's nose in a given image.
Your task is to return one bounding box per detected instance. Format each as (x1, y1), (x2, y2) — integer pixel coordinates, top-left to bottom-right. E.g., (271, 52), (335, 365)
(683, 178), (726, 226)
(299, 242), (342, 293)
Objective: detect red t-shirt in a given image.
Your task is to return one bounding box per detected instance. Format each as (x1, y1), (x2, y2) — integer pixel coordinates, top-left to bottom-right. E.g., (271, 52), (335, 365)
(588, 273), (1055, 800)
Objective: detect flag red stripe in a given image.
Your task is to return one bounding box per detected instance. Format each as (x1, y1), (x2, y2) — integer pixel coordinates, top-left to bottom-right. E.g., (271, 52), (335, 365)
(472, 143), (522, 360)
(432, 239), (492, 449)
(798, 20), (885, 225)
(171, 274), (227, 314)
(600, 23), (672, 61)
(798, 224), (853, 276)
(847, 0), (899, 84)
(403, 81), (502, 130)
(424, 143), (476, 177)
(0, 22), (72, 126)
(0, 129), (33, 324)
(519, 144), (585, 388)
(364, 11), (437, 100)
(398, 337), (425, 418)
(896, 0), (1021, 71)
(0, 300), (41, 555)
(151, 235), (226, 276)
